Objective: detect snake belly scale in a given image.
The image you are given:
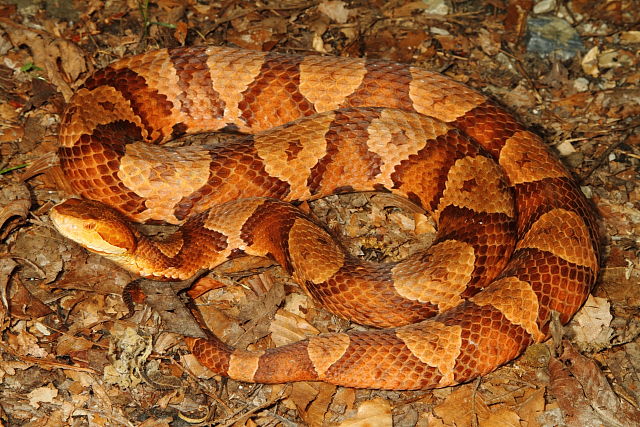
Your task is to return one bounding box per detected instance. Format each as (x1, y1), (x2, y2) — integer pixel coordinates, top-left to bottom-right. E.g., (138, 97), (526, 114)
(50, 45), (600, 390)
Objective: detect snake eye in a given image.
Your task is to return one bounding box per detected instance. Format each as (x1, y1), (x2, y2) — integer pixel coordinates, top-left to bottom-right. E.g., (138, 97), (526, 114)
(83, 222), (96, 231)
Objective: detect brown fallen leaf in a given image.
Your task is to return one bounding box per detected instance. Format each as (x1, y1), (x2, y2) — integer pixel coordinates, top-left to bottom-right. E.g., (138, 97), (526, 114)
(286, 381), (336, 426)
(515, 387), (546, 426)
(0, 18), (87, 100)
(8, 327), (48, 358)
(334, 387), (356, 413)
(0, 100), (19, 125)
(479, 407), (521, 427)
(338, 397), (392, 427)
(567, 295), (614, 352)
(288, 381), (320, 415)
(503, 0), (532, 44)
(55, 333), (95, 357)
(548, 341), (640, 427)
(433, 385), (491, 426)
(7, 280), (53, 319)
(304, 382), (336, 426)
(0, 198), (30, 236)
(173, 20), (188, 44)
(0, 257), (17, 317)
(605, 343), (640, 407)
(27, 383), (58, 409)
(187, 276), (226, 299)
(0, 180), (30, 240)
(570, 0), (638, 25)
(138, 280), (206, 339)
(269, 309), (319, 347)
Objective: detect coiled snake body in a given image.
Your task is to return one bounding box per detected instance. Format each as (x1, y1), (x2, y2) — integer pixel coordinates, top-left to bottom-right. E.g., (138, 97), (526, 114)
(50, 46), (600, 390)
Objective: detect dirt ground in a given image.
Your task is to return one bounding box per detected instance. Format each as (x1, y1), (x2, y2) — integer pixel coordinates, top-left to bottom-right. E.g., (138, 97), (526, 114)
(0, 0), (639, 426)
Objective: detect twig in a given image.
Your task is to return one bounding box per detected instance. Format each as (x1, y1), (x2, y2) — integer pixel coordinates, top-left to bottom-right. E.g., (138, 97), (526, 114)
(471, 377), (481, 427)
(217, 387), (289, 427)
(579, 125), (640, 183)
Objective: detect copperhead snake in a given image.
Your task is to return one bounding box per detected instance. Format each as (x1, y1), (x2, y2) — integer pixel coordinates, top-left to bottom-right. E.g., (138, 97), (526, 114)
(50, 45), (601, 390)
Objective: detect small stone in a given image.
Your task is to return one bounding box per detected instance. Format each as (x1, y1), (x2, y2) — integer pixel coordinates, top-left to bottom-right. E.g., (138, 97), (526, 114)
(556, 140), (576, 156)
(430, 27), (450, 36)
(495, 52), (517, 72)
(525, 17), (583, 60)
(533, 0), (556, 14)
(421, 0), (450, 15)
(573, 77), (589, 92)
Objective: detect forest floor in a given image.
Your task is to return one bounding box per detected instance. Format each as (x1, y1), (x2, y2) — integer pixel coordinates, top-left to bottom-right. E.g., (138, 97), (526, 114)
(0, 1), (639, 426)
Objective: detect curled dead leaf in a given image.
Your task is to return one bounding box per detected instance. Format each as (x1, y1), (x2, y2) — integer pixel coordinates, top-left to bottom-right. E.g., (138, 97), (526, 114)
(0, 19), (87, 100)
(0, 198), (30, 239)
(548, 341), (640, 426)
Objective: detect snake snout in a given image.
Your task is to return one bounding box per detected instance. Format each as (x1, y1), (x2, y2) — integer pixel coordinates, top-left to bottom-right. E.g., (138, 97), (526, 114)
(50, 199), (137, 255)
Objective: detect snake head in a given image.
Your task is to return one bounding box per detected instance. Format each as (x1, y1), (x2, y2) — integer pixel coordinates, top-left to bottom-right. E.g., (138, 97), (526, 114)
(50, 199), (137, 256)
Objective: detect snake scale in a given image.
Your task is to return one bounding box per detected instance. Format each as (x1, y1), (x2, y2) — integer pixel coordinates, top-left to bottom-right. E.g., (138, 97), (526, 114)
(50, 45), (600, 390)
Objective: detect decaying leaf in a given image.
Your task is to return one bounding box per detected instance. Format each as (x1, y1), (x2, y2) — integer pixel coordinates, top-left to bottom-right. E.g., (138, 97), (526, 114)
(0, 19), (87, 100)
(548, 341), (640, 427)
(567, 295), (614, 352)
(27, 384), (58, 409)
(0, 1), (637, 425)
(338, 397), (392, 427)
